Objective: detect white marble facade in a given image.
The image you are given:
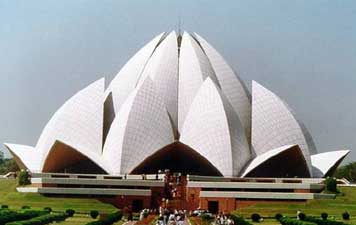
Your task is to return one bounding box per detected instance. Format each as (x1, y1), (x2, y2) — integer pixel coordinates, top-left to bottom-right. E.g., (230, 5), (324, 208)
(5, 31), (350, 177)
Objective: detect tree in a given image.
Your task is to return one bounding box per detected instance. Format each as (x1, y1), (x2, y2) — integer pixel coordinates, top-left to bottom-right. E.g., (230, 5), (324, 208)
(18, 170), (30, 186)
(0, 158), (19, 174)
(325, 177), (338, 193)
(0, 151), (4, 163)
(335, 162), (356, 182)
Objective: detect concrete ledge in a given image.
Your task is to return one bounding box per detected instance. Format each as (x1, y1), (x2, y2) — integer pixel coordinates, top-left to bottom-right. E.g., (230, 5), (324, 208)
(187, 181), (324, 190)
(199, 191), (335, 200)
(37, 187), (152, 196)
(17, 187), (39, 193)
(31, 177), (165, 187)
(31, 173), (165, 180)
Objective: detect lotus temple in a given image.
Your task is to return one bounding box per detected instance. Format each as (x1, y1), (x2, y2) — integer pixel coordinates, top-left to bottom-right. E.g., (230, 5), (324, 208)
(4, 31), (350, 212)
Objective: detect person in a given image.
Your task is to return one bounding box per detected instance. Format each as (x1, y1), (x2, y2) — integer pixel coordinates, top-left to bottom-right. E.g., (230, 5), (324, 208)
(216, 214), (221, 225)
(219, 213), (224, 225)
(157, 216), (164, 225)
(139, 210), (145, 221)
(227, 216), (234, 225)
(128, 211), (133, 221)
(297, 210), (301, 220)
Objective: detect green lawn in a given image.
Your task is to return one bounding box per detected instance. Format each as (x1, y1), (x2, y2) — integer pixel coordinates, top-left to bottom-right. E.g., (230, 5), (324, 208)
(0, 179), (116, 213)
(234, 186), (356, 220)
(247, 218), (356, 225)
(2, 178), (356, 224)
(50, 213), (97, 225)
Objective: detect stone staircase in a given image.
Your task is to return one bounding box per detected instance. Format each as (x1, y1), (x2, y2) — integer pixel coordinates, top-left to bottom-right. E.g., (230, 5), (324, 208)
(162, 174), (187, 210)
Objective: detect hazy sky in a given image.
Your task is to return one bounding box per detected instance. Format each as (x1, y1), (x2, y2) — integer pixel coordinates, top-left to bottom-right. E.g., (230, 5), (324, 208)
(1, 1), (355, 163)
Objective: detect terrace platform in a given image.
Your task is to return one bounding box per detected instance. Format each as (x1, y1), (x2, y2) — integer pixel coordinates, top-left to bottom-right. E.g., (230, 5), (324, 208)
(17, 172), (335, 213)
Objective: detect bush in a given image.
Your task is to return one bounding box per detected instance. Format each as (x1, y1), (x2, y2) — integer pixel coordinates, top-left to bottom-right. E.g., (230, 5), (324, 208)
(6, 212), (69, 225)
(230, 215), (252, 225)
(275, 214), (283, 221)
(0, 210), (48, 224)
(321, 213), (328, 220)
(201, 213), (214, 221)
(65, 209), (75, 217)
(342, 212), (350, 220)
(86, 211), (123, 225)
(90, 210), (99, 219)
(21, 206), (30, 210)
(1, 205), (8, 209)
(18, 170), (30, 186)
(304, 216), (345, 225)
(251, 213), (261, 222)
(279, 217), (315, 225)
(43, 207), (52, 213)
(325, 177), (338, 193)
(298, 213), (306, 221)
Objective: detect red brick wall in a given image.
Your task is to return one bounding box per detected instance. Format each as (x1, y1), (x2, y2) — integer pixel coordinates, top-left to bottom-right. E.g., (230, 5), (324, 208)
(185, 187), (201, 211)
(200, 197), (236, 213)
(294, 189), (310, 193)
(98, 195), (151, 211)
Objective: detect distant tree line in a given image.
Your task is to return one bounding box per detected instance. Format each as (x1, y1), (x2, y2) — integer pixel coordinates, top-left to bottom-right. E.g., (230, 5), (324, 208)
(0, 152), (19, 174)
(335, 162), (356, 183)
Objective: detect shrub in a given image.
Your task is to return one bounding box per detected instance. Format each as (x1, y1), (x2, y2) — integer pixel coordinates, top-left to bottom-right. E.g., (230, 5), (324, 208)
(85, 211), (123, 225)
(321, 213), (328, 220)
(18, 170), (30, 186)
(304, 216), (345, 225)
(201, 213), (214, 221)
(275, 214), (283, 221)
(90, 210), (99, 219)
(1, 205), (8, 209)
(325, 177), (338, 193)
(298, 213), (306, 221)
(342, 212), (350, 220)
(43, 207), (52, 213)
(21, 206), (30, 210)
(230, 215), (252, 225)
(251, 213), (261, 222)
(0, 210), (48, 224)
(6, 212), (69, 225)
(65, 209), (75, 217)
(279, 217), (315, 225)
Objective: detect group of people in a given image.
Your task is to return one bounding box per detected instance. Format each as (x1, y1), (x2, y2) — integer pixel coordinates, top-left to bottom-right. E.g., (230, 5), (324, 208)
(215, 214), (235, 225)
(156, 209), (186, 225)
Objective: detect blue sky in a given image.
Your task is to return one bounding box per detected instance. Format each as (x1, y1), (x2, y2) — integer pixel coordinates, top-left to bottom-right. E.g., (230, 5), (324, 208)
(0, 0), (355, 162)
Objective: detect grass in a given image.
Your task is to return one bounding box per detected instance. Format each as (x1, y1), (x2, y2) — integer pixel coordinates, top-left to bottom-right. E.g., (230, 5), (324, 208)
(234, 186), (356, 224)
(2, 178), (356, 225)
(243, 217), (356, 225)
(0, 179), (117, 213)
(112, 220), (126, 225)
(49, 213), (97, 225)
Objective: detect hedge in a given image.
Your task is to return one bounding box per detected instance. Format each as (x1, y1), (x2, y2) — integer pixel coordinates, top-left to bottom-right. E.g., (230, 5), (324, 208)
(304, 216), (345, 225)
(86, 211), (123, 225)
(342, 212), (350, 220)
(230, 214), (252, 225)
(251, 213), (261, 222)
(278, 217), (316, 225)
(0, 210), (47, 225)
(65, 209), (75, 217)
(90, 210), (99, 219)
(6, 213), (69, 225)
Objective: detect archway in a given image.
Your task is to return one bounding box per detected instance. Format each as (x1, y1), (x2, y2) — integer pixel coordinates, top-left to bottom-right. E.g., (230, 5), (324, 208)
(130, 142), (222, 176)
(42, 141), (107, 174)
(244, 145), (310, 178)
